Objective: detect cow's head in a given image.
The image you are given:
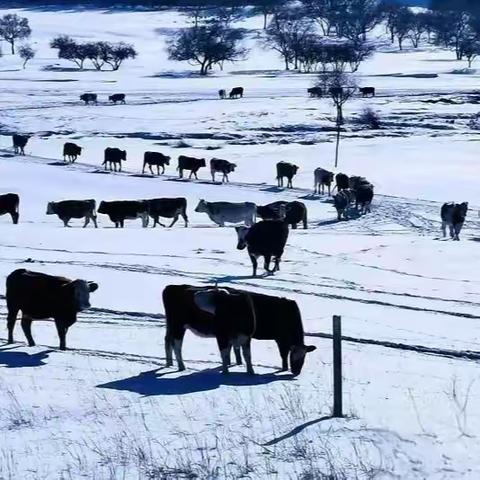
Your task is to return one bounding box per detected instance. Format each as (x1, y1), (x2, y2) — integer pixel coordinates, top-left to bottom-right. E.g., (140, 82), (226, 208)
(68, 279), (99, 311)
(292, 165), (299, 174)
(290, 344), (316, 376)
(97, 201), (107, 214)
(195, 200), (207, 213)
(230, 163), (237, 172)
(459, 202), (469, 216)
(46, 202), (56, 215)
(200, 159), (206, 167)
(165, 156), (171, 165)
(77, 147), (82, 155)
(235, 226), (250, 250)
(121, 150), (127, 161)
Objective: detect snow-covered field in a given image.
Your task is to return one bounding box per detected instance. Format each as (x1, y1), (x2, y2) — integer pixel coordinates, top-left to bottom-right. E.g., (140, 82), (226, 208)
(1, 7), (480, 479)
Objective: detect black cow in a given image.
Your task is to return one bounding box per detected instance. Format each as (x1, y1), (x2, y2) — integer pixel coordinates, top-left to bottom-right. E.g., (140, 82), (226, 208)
(360, 87), (375, 97)
(218, 89), (227, 99)
(103, 148), (127, 172)
(441, 202), (468, 241)
(98, 200), (149, 228)
(80, 93), (97, 105)
(12, 134), (29, 155)
(0, 193), (19, 224)
(145, 198), (189, 228)
(335, 173), (349, 192)
(235, 220), (289, 277)
(210, 158), (236, 183)
(348, 176), (369, 191)
(178, 155), (206, 179)
(163, 285), (316, 375)
(109, 93), (126, 104)
(329, 87), (344, 96)
(257, 201), (307, 230)
(143, 152), (170, 175)
(46, 199), (97, 228)
(229, 87), (244, 99)
(355, 184), (374, 214)
(276, 162), (299, 188)
(6, 269), (98, 350)
(333, 189), (356, 220)
(308, 87), (323, 97)
(63, 142), (82, 163)
(314, 168), (334, 195)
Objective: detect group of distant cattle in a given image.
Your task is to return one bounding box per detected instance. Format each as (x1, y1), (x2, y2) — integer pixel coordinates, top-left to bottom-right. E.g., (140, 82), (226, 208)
(79, 93), (126, 105)
(308, 86), (376, 98)
(218, 87), (244, 99)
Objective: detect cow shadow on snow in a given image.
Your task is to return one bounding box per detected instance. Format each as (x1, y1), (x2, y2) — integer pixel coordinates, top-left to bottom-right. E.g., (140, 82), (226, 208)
(98, 367), (292, 396)
(0, 345), (53, 368)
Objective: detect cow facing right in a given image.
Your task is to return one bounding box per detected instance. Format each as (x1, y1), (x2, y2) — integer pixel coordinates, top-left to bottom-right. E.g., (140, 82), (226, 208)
(13, 134), (29, 155)
(441, 202), (468, 240)
(63, 142), (82, 163)
(143, 152), (170, 175)
(103, 148), (127, 172)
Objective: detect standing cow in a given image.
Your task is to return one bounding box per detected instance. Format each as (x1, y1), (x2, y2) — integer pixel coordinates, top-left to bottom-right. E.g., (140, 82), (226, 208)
(218, 89), (227, 99)
(98, 200), (149, 228)
(145, 198), (189, 228)
(333, 189), (355, 220)
(229, 87), (244, 99)
(210, 158), (236, 183)
(235, 220), (289, 276)
(276, 162), (299, 189)
(109, 94), (126, 104)
(80, 93), (97, 105)
(335, 173), (350, 192)
(103, 148), (127, 172)
(177, 155), (206, 179)
(6, 269), (98, 350)
(12, 134), (29, 155)
(46, 199), (98, 228)
(441, 202), (468, 241)
(63, 142), (82, 163)
(195, 200), (256, 227)
(143, 152), (170, 175)
(0, 193), (19, 224)
(314, 168), (334, 195)
(359, 87), (375, 97)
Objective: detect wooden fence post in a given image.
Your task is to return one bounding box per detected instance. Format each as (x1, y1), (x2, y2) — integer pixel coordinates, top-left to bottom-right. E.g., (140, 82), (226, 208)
(333, 315), (343, 418)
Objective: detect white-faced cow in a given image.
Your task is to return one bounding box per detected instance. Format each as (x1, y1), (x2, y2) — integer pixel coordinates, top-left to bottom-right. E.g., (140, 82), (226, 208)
(12, 134), (29, 155)
(98, 200), (149, 228)
(103, 148), (127, 172)
(80, 93), (97, 105)
(163, 285), (316, 375)
(46, 199), (98, 228)
(314, 168), (334, 195)
(257, 201), (307, 229)
(143, 152), (170, 175)
(6, 269), (99, 350)
(441, 202), (468, 241)
(0, 193), (19, 224)
(177, 155), (206, 179)
(195, 200), (256, 227)
(276, 162), (299, 188)
(235, 220), (289, 276)
(63, 142), (82, 163)
(210, 158), (236, 183)
(145, 198), (189, 228)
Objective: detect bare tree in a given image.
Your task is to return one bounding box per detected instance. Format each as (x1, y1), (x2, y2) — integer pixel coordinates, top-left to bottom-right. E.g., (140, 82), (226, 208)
(461, 37), (480, 67)
(50, 35), (88, 69)
(391, 7), (414, 50)
(103, 42), (137, 71)
(0, 14), (31, 54)
(251, 0), (280, 30)
(18, 44), (35, 69)
(408, 13), (426, 48)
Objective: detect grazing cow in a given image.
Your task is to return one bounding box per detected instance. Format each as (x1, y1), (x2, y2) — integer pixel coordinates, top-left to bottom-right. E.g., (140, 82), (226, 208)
(98, 200), (149, 228)
(229, 87), (244, 99)
(103, 147), (127, 172)
(360, 87), (375, 97)
(142, 152), (170, 175)
(307, 86), (323, 97)
(195, 200), (256, 227)
(441, 202), (468, 241)
(12, 134), (29, 155)
(333, 189), (356, 220)
(6, 269), (98, 350)
(257, 201), (307, 230)
(163, 285), (316, 375)
(335, 173), (350, 192)
(145, 198), (188, 228)
(235, 220), (289, 276)
(218, 89), (227, 99)
(0, 193), (19, 224)
(314, 168), (334, 195)
(109, 93), (126, 104)
(80, 93), (97, 105)
(276, 162), (299, 189)
(177, 155), (206, 179)
(63, 142), (82, 163)
(46, 199), (97, 228)
(210, 158), (236, 183)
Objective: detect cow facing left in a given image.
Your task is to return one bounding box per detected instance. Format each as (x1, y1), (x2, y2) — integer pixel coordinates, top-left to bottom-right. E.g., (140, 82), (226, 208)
(13, 134), (29, 155)
(6, 269), (99, 350)
(46, 199), (98, 228)
(0, 193), (20, 224)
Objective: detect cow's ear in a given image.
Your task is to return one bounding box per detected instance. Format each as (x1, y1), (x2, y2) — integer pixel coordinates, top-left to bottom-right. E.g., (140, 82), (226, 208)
(88, 282), (99, 293)
(305, 345), (316, 353)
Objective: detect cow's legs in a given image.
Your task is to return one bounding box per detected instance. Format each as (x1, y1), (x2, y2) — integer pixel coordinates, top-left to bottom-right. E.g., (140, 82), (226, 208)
(441, 221), (447, 238)
(62, 217), (70, 228)
(182, 212), (189, 227)
(193, 171), (199, 180)
(278, 342), (290, 371)
(21, 315), (35, 347)
(10, 211), (19, 225)
(169, 215), (179, 228)
(273, 256), (281, 272)
(211, 171), (216, 182)
(161, 165), (165, 175)
(55, 320), (67, 350)
(7, 307), (19, 344)
(179, 168), (183, 179)
(217, 337), (232, 374)
(188, 171), (193, 179)
(249, 254), (258, 277)
(157, 165), (161, 175)
(174, 338), (186, 371)
(240, 339), (254, 375)
(264, 254), (272, 274)
(83, 216), (90, 228)
(449, 224), (455, 239)
(233, 346), (242, 365)
(92, 215), (98, 229)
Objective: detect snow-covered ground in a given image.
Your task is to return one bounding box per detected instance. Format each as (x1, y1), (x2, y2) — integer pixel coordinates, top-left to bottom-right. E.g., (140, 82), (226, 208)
(1, 7), (480, 479)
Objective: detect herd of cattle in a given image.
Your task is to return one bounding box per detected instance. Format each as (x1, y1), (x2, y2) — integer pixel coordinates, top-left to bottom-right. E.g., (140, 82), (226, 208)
(307, 86), (376, 98)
